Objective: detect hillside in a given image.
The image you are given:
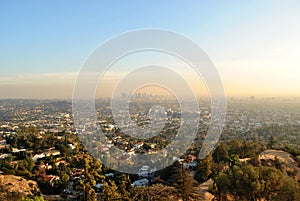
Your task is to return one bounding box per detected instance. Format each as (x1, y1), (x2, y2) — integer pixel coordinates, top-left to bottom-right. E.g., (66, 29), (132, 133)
(0, 174), (40, 201)
(259, 149), (300, 180)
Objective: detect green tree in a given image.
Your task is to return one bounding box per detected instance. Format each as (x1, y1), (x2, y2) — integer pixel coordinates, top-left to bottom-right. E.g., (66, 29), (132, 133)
(214, 164), (300, 201)
(212, 143), (228, 164)
(131, 184), (178, 201)
(174, 165), (199, 201)
(85, 184), (96, 201)
(195, 154), (213, 183)
(115, 173), (131, 200)
(21, 196), (45, 201)
(104, 180), (121, 201)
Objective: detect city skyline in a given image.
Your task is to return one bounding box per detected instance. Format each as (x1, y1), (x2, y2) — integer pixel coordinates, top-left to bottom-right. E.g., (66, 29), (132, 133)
(1, 1), (300, 98)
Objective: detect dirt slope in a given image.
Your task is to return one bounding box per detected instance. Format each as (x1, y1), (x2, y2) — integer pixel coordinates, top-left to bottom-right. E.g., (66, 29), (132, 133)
(0, 174), (40, 201)
(259, 149), (300, 180)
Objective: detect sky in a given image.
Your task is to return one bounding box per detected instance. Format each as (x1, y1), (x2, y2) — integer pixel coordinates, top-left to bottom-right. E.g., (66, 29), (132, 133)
(0, 0), (300, 99)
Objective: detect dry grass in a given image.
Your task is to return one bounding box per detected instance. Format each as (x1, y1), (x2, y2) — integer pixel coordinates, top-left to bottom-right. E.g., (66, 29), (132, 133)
(0, 174), (40, 201)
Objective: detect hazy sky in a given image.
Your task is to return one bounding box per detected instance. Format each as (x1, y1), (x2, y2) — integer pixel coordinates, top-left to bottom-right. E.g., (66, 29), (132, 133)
(0, 1), (300, 98)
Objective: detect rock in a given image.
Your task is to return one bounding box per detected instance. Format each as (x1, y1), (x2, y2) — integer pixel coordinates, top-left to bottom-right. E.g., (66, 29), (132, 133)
(0, 174), (41, 201)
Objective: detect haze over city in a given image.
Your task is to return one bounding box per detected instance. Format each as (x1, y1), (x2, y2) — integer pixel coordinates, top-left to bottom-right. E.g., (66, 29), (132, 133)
(2, 2), (300, 201)
(1, 1), (300, 99)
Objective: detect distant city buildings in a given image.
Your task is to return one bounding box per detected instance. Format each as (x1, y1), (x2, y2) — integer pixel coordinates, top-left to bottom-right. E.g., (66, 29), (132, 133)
(1, 98), (300, 198)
